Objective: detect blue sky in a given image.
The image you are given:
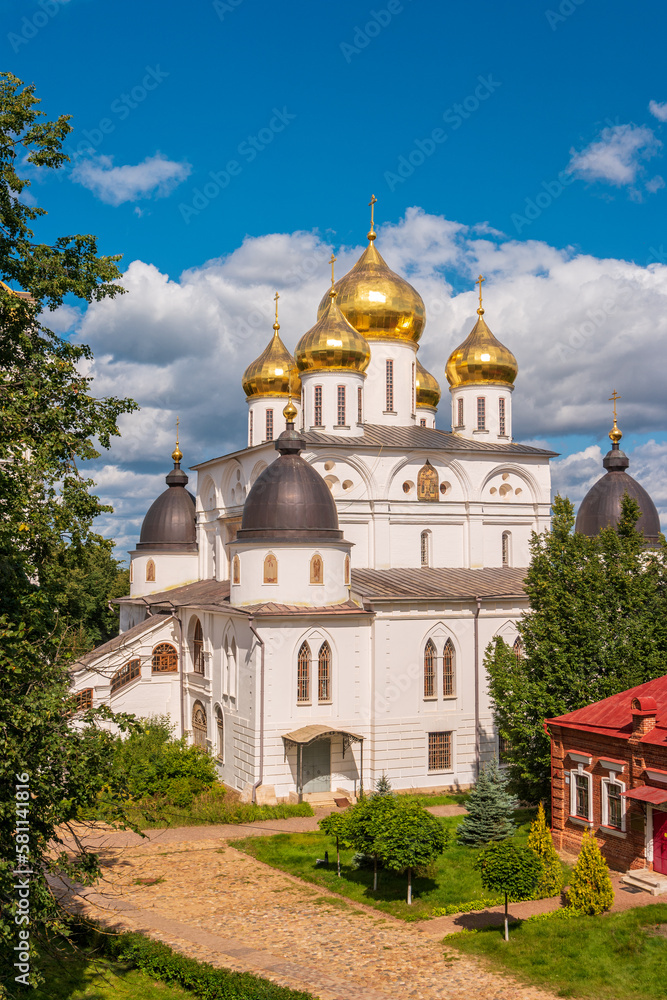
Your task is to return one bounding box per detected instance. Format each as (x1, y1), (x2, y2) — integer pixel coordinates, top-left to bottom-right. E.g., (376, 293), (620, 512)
(4, 0), (667, 554)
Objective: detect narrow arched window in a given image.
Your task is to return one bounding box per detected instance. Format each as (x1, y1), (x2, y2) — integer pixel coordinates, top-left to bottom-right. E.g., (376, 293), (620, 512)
(129, 561), (134, 583)
(146, 558), (155, 582)
(192, 700), (207, 749)
(502, 531), (511, 567)
(513, 637), (524, 663)
(111, 658), (140, 695)
(443, 638), (455, 697)
(152, 642), (177, 673)
(232, 553), (240, 584)
(424, 639), (436, 698)
(216, 706), (224, 761)
(421, 530), (430, 567)
(297, 642), (310, 703)
(263, 553), (278, 584)
(192, 618), (204, 674)
(318, 642), (331, 702)
(310, 554), (323, 585)
(344, 554), (350, 586)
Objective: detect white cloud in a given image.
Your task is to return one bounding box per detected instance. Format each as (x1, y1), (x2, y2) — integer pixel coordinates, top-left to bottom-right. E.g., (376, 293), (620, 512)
(58, 209), (667, 551)
(646, 175), (665, 194)
(567, 124), (662, 187)
(649, 100), (667, 123)
(71, 153), (191, 205)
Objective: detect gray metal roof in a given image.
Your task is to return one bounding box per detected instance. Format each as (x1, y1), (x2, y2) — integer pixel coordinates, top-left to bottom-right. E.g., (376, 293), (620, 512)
(72, 613), (172, 669)
(115, 579), (231, 608)
(351, 566), (528, 601)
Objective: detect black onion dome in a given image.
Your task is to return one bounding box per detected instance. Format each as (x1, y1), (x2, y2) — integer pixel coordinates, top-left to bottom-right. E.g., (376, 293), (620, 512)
(576, 442), (660, 543)
(137, 460), (197, 551)
(237, 423), (341, 541)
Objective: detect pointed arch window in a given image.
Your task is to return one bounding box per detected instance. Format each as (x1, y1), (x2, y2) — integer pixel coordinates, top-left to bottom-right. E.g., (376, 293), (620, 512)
(443, 638), (455, 697)
(310, 554), (323, 585)
(513, 637), (524, 663)
(318, 641), (332, 703)
(232, 553), (240, 584)
(297, 641), (310, 703)
(424, 639), (436, 698)
(146, 558), (155, 582)
(152, 642), (177, 673)
(420, 530), (431, 567)
(420, 418), (426, 428)
(263, 553), (278, 584)
(192, 700), (207, 749)
(216, 706), (224, 761)
(417, 460), (439, 501)
(192, 618), (204, 674)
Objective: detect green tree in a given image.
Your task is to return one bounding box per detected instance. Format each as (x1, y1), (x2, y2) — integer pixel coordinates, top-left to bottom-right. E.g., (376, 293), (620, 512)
(457, 758), (518, 846)
(487, 494), (667, 802)
(526, 803), (564, 898)
(474, 842), (543, 941)
(346, 793), (398, 891)
(318, 812), (351, 877)
(567, 830), (614, 915)
(374, 772), (392, 795)
(374, 800), (448, 904)
(0, 73), (136, 993)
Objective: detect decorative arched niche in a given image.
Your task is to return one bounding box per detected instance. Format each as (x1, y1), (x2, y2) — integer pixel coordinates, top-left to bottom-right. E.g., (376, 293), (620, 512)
(263, 553), (278, 584)
(417, 460), (439, 501)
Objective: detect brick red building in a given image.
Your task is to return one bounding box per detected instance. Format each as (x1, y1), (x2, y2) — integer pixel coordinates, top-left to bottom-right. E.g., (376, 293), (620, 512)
(546, 676), (667, 873)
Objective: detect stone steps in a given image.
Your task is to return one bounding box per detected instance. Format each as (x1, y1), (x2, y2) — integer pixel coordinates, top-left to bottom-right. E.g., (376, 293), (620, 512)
(620, 870), (667, 896)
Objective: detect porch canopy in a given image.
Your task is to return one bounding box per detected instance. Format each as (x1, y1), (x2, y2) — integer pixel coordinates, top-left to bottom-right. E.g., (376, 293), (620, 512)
(621, 785), (667, 805)
(282, 725), (364, 799)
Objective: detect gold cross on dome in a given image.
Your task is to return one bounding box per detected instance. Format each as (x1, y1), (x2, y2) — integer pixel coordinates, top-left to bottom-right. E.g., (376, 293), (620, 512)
(274, 291), (279, 322)
(476, 274), (485, 310)
(609, 389), (621, 420)
(176, 415), (179, 445)
(329, 253), (337, 287)
(369, 193), (377, 230)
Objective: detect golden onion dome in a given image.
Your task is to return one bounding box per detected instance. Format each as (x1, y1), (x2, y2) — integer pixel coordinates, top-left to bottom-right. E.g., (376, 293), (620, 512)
(445, 277), (518, 387)
(415, 358), (441, 409)
(316, 222), (425, 343)
(241, 324), (301, 399)
(295, 289), (371, 373)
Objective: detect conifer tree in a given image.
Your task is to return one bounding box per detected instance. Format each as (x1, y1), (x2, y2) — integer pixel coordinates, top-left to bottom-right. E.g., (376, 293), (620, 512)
(457, 758), (518, 846)
(568, 830), (614, 915)
(374, 773), (392, 795)
(526, 803), (564, 898)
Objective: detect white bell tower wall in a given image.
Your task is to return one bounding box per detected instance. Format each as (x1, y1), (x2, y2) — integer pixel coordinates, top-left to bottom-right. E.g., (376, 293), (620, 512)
(363, 340), (418, 426)
(247, 397), (301, 447)
(300, 370), (366, 437)
(449, 383), (513, 442)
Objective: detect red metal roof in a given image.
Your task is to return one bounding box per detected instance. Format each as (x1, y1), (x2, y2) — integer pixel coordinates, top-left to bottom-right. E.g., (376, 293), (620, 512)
(621, 785), (667, 804)
(546, 674), (667, 745)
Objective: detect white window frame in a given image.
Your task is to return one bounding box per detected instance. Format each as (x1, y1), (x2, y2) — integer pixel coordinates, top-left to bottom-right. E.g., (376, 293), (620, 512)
(601, 776), (626, 833)
(569, 764), (592, 825)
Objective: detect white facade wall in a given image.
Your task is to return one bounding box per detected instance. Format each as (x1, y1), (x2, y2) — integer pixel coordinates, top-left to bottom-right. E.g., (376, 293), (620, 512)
(229, 540), (351, 607)
(416, 405), (437, 429)
(363, 340), (418, 426)
(450, 383), (514, 442)
(129, 551), (199, 600)
(247, 396), (300, 448)
(301, 370), (366, 437)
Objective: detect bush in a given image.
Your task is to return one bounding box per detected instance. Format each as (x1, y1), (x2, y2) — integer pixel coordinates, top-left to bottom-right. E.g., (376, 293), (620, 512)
(432, 897), (504, 916)
(526, 803), (564, 898)
(567, 830), (614, 915)
(475, 841), (543, 940)
(112, 716), (218, 801)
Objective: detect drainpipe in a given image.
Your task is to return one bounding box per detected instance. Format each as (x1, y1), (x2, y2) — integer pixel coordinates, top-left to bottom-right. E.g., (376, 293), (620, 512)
(249, 621), (265, 804)
(474, 596), (482, 778)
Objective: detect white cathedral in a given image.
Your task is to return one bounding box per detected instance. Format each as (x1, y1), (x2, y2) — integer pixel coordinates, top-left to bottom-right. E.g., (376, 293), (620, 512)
(72, 211), (556, 803)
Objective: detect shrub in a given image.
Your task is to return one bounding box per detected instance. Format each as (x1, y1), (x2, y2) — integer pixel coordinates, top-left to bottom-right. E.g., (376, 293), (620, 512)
(112, 715), (218, 801)
(432, 897), (504, 916)
(374, 799), (449, 904)
(457, 758), (518, 846)
(526, 802), (564, 898)
(475, 841), (543, 940)
(567, 830), (614, 915)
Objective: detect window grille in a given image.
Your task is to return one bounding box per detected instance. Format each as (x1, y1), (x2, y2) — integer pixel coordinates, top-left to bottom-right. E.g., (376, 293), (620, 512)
(357, 386), (363, 423)
(575, 773), (589, 819)
(423, 640), (436, 697)
(337, 385), (346, 425)
(249, 409), (253, 446)
(152, 642), (178, 673)
(607, 782), (622, 828)
(75, 688), (93, 711)
(411, 362), (415, 414)
(420, 530), (430, 567)
(443, 639), (454, 696)
(216, 707), (224, 761)
(457, 396), (464, 427)
(477, 396), (486, 430)
(385, 360), (394, 411)
(513, 637), (524, 663)
(499, 397), (506, 436)
(318, 641), (331, 702)
(314, 385), (323, 426)
(420, 418), (426, 427)
(193, 618), (204, 674)
(265, 408), (274, 441)
(428, 731), (452, 771)
(192, 701), (207, 749)
(502, 531), (510, 567)
(297, 642), (310, 703)
(498, 734), (510, 765)
(111, 659), (140, 695)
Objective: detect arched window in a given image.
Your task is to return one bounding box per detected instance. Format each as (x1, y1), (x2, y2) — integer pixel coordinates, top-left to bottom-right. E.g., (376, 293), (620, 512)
(344, 554), (350, 586)
(216, 706), (224, 761)
(417, 460), (439, 501)
(152, 642), (178, 673)
(263, 553), (278, 584)
(75, 688), (93, 711)
(192, 701), (207, 749)
(310, 554), (323, 585)
(443, 638), (455, 697)
(146, 558), (155, 582)
(232, 554), (240, 584)
(513, 637), (524, 663)
(111, 658), (141, 695)
(424, 639), (436, 698)
(502, 531), (511, 567)
(318, 642), (331, 702)
(420, 530), (430, 567)
(297, 641), (310, 703)
(192, 618), (204, 674)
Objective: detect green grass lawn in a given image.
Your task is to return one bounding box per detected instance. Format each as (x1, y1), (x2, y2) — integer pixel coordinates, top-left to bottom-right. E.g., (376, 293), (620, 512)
(125, 793), (314, 830)
(447, 904), (667, 1000)
(398, 791), (470, 807)
(235, 808), (563, 921)
(31, 944), (192, 1000)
